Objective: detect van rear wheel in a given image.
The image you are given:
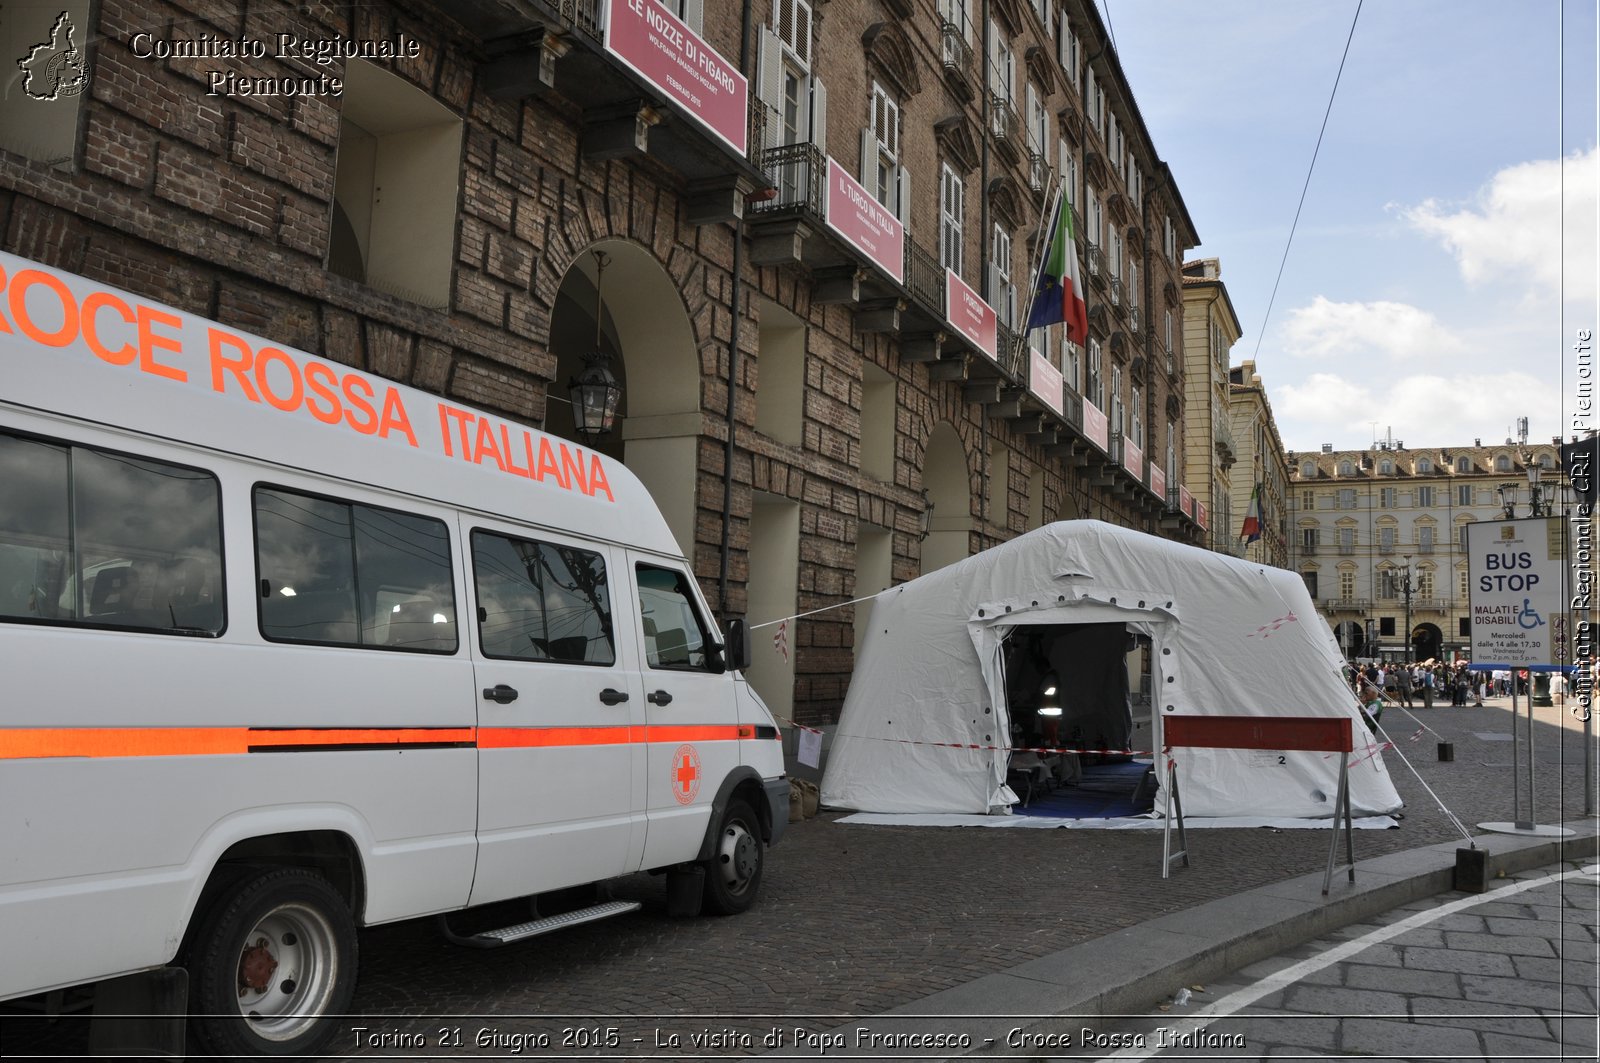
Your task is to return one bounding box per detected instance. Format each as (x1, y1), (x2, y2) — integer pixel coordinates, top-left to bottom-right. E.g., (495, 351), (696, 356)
(186, 867), (357, 1057)
(702, 799), (763, 915)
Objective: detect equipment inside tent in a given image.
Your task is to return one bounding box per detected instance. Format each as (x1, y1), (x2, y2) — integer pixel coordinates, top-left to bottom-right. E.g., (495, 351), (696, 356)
(820, 520), (1403, 819)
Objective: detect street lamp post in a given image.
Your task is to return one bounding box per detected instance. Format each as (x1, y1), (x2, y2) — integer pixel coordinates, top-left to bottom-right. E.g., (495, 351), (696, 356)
(1400, 555), (1414, 667)
(1527, 463), (1553, 705)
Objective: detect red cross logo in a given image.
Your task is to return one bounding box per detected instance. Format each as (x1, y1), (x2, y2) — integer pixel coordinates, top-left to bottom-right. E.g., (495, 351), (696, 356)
(671, 743), (701, 805)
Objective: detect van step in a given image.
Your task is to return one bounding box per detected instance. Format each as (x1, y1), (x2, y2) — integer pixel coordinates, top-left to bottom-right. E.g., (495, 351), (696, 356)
(438, 900), (642, 948)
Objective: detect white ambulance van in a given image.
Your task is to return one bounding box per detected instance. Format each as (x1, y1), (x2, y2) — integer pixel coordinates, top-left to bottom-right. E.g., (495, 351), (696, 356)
(0, 251), (789, 1056)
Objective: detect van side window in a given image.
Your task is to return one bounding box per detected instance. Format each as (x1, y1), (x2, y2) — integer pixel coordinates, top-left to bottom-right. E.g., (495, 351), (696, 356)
(636, 564), (713, 671)
(471, 531), (614, 664)
(254, 487), (457, 652)
(0, 429), (224, 635)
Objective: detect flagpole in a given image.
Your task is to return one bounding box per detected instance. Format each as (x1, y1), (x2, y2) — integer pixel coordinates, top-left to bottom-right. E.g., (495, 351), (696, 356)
(1018, 174), (1064, 366)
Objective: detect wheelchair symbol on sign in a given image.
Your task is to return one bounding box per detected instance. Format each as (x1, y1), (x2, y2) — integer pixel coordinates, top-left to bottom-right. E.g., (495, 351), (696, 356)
(1518, 598), (1545, 630)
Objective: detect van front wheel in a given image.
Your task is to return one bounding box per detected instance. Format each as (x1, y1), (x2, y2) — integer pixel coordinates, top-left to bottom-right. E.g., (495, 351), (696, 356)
(186, 867), (357, 1057)
(702, 799), (763, 915)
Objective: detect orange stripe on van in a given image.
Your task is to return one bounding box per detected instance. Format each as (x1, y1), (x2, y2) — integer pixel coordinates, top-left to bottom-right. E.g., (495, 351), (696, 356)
(644, 725), (747, 744)
(0, 727), (476, 759)
(477, 726), (640, 749)
(0, 723), (751, 760)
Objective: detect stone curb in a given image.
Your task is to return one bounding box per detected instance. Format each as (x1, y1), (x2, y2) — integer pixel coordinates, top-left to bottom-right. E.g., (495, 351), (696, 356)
(762, 826), (1600, 1061)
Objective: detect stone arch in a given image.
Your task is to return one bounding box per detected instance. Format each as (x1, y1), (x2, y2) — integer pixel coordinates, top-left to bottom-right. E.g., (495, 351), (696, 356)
(921, 420), (975, 574)
(548, 236), (702, 555)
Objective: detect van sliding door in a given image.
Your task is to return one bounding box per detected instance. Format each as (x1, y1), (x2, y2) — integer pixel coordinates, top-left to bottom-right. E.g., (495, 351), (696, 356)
(465, 524), (646, 905)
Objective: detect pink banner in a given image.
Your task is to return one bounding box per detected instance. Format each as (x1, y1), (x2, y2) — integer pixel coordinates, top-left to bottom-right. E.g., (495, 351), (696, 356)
(1029, 348), (1064, 416)
(1122, 437), (1144, 484)
(824, 158), (904, 283)
(604, 0), (748, 156)
(1081, 398), (1109, 452)
(1196, 500), (1209, 531)
(945, 269), (997, 362)
(1180, 485), (1195, 520)
(1148, 462), (1167, 503)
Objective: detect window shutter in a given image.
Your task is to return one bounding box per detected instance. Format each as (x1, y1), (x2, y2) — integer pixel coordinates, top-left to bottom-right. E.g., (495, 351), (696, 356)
(896, 165), (911, 226)
(679, 0), (704, 33)
(859, 126), (874, 191)
(809, 76), (827, 152)
(757, 27), (784, 125)
(794, 0), (813, 66)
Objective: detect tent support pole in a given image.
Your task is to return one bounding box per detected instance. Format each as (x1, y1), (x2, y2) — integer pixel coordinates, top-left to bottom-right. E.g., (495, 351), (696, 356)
(1161, 759), (1189, 878)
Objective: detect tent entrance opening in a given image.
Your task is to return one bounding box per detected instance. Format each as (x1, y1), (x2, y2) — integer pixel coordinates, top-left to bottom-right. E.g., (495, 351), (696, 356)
(1002, 623), (1156, 817)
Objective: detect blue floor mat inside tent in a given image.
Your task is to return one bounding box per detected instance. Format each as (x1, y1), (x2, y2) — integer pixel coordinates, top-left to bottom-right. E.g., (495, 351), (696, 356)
(1013, 758), (1154, 819)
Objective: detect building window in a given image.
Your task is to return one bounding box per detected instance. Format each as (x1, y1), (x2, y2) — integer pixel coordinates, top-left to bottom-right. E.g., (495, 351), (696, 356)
(991, 224), (1015, 327)
(1339, 571), (1355, 600)
(758, 0), (824, 174)
(1460, 570), (1469, 599)
(864, 81), (904, 216)
(1337, 488), (1356, 510)
(1457, 456), (1471, 473)
(940, 164), (964, 273)
(1457, 483), (1473, 506)
(1301, 462), (1316, 478)
(1087, 339), (1104, 410)
(1380, 487), (1397, 508)
(1416, 485), (1435, 507)
(1301, 570), (1318, 597)
(1378, 569), (1397, 600)
(1380, 617), (1396, 637)
(1338, 460), (1355, 476)
(989, 19), (1015, 103)
(1301, 528), (1320, 553)
(1130, 385), (1143, 447)
(1, 0), (90, 166)
(1417, 570), (1434, 599)
(1419, 525), (1435, 553)
(1301, 489), (1314, 510)
(1163, 308), (1173, 351)
(1111, 365), (1125, 438)
(329, 61), (463, 309)
(1379, 526), (1396, 553)
(1338, 527), (1355, 553)
(1495, 454), (1512, 472)
(1164, 216), (1175, 259)
(1380, 459), (1393, 474)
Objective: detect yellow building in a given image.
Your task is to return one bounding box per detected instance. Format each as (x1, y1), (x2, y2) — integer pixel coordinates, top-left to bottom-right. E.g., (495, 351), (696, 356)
(1228, 361), (1290, 568)
(1180, 258), (1241, 552)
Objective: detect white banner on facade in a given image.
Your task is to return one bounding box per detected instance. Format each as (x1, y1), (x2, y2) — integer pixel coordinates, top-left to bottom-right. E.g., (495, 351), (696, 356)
(1466, 517), (1567, 670)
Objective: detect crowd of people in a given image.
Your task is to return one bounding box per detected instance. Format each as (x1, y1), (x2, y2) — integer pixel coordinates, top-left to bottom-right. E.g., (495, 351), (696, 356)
(1346, 660), (1519, 730)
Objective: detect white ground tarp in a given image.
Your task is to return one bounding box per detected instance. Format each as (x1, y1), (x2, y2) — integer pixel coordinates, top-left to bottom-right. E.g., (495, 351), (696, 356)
(820, 521), (1403, 819)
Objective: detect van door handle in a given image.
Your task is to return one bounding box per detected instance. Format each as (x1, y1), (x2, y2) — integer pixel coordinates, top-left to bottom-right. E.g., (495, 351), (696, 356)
(482, 684), (519, 704)
(647, 690), (673, 706)
(598, 688), (630, 705)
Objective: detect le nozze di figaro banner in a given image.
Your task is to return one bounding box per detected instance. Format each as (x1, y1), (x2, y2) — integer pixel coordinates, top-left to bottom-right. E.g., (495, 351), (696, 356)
(1467, 517), (1567, 670)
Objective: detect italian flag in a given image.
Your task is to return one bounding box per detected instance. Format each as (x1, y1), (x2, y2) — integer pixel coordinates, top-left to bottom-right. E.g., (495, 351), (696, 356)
(1026, 188), (1090, 346)
(1240, 484), (1262, 543)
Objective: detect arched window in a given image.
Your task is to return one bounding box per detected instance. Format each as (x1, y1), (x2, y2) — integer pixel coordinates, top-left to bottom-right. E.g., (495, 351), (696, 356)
(1495, 454), (1512, 472)
(1301, 461), (1316, 478)
(1338, 460), (1354, 476)
(1456, 457), (1470, 473)
(1539, 453), (1554, 469)
(1379, 459), (1393, 474)
(1417, 458), (1433, 474)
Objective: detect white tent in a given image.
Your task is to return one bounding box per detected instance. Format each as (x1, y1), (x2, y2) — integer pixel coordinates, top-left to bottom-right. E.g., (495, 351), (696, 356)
(821, 521), (1403, 818)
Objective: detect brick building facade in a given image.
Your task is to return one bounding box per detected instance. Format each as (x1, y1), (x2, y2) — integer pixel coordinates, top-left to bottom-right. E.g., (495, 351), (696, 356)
(1, 0), (1204, 725)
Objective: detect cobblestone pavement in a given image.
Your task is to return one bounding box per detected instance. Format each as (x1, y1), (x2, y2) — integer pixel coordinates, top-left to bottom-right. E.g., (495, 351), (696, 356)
(1076, 858), (1599, 1061)
(3, 696), (1594, 1058)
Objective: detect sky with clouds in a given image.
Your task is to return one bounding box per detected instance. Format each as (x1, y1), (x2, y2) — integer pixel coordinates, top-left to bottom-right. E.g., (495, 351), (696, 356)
(1105, 0), (1597, 454)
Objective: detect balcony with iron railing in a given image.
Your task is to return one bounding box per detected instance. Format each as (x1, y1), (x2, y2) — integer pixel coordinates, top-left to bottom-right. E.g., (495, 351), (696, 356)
(1213, 415), (1237, 465)
(990, 94), (1022, 162)
(1085, 243), (1103, 282)
(751, 141), (826, 216)
(940, 22), (975, 100)
(559, 0), (603, 41)
(1109, 276), (1123, 307)
(1127, 303), (1142, 333)
(1322, 596), (1372, 612)
(903, 236), (945, 322)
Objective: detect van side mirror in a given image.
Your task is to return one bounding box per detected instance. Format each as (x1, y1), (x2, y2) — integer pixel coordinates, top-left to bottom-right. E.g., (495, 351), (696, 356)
(725, 618), (753, 673)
